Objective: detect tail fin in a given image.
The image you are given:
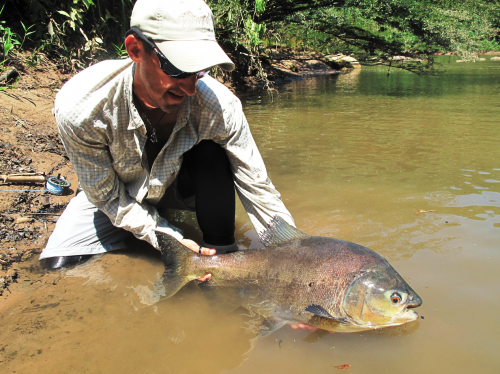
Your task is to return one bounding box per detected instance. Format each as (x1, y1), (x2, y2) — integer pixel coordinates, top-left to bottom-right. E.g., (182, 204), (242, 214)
(156, 231), (194, 298)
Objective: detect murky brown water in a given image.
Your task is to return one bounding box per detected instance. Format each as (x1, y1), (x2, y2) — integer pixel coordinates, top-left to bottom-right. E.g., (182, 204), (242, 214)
(2, 56), (500, 373)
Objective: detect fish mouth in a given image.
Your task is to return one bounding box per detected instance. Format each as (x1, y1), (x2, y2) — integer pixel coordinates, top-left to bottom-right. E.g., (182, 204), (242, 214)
(399, 293), (422, 321)
(402, 308), (419, 320)
(406, 292), (423, 309)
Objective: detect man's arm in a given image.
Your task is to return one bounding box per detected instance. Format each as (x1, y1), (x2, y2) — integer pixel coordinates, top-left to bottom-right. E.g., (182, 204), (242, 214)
(212, 96), (295, 236)
(56, 109), (183, 249)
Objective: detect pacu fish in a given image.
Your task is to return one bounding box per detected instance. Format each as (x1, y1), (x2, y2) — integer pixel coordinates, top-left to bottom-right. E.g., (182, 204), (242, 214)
(157, 216), (422, 334)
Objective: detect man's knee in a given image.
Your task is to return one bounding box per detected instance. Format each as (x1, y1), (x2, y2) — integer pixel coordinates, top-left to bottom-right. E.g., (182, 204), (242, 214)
(185, 140), (230, 171)
(193, 139), (226, 156)
(40, 192), (131, 261)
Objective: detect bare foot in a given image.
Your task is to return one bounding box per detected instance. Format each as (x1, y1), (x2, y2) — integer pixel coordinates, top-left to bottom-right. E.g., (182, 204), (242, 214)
(196, 273), (212, 282)
(290, 323), (318, 332)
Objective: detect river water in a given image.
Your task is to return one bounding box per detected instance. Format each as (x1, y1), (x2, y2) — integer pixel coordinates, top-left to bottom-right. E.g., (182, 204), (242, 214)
(2, 56), (499, 373)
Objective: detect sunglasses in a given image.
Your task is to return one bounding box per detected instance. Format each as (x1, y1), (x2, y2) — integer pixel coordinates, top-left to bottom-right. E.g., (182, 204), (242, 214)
(126, 27), (210, 79)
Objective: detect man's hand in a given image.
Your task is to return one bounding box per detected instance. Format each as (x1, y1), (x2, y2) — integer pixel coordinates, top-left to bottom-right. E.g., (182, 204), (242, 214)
(180, 238), (216, 255)
(179, 238), (215, 282)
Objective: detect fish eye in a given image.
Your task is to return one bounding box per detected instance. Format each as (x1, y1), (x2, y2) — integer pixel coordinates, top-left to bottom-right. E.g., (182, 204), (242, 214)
(390, 292), (402, 304)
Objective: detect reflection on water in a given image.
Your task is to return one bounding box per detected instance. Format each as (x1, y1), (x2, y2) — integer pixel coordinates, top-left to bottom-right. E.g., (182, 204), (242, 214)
(2, 56), (500, 373)
(1, 254), (259, 373)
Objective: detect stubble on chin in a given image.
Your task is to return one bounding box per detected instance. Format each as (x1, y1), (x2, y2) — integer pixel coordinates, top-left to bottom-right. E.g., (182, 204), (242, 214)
(158, 100), (182, 114)
(157, 92), (187, 114)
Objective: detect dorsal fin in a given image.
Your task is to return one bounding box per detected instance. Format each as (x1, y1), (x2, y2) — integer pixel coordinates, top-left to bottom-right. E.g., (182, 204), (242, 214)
(259, 215), (308, 246)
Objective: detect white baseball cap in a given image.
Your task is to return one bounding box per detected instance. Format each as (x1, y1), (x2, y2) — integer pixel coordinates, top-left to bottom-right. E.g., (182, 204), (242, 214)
(130, 0), (235, 72)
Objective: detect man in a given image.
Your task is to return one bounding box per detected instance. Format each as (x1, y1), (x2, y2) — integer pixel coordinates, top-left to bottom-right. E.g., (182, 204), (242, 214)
(39, 0), (295, 271)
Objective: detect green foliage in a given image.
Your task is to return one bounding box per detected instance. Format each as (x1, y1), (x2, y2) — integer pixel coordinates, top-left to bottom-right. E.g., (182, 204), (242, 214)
(112, 43), (128, 59)
(205, 1), (497, 79)
(0, 0), (498, 79)
(255, 0), (266, 14)
(19, 22), (35, 49)
(244, 18), (266, 49)
(0, 4), (19, 61)
(1, 0), (134, 70)
(2, 29), (16, 60)
(263, 1), (499, 59)
(207, 0), (271, 85)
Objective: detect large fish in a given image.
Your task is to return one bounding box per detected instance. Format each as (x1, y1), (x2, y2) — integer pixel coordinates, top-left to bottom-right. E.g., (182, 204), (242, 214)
(157, 216), (422, 334)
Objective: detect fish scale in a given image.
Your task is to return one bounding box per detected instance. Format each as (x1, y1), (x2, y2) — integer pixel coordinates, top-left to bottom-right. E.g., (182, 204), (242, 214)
(157, 215), (422, 334)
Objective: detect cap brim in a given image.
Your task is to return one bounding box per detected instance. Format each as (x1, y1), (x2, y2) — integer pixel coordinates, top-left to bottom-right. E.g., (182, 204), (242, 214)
(156, 40), (235, 73)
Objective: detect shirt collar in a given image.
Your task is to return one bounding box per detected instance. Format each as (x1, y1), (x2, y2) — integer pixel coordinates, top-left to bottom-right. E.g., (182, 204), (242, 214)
(127, 63), (143, 131)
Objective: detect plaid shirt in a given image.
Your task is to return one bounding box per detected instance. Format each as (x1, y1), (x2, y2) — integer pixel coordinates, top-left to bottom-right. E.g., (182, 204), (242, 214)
(54, 59), (294, 248)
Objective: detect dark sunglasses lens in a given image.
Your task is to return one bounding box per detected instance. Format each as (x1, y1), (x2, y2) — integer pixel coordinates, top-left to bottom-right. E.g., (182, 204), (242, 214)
(156, 50), (210, 79)
(157, 54), (179, 76)
(168, 71), (210, 79)
(171, 72), (193, 79)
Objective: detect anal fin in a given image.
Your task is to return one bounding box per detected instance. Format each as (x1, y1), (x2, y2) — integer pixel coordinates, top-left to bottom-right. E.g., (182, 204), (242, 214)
(198, 282), (242, 312)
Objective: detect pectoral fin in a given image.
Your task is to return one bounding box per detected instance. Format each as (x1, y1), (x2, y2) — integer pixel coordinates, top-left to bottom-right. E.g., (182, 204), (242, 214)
(305, 304), (336, 319)
(305, 304), (350, 330)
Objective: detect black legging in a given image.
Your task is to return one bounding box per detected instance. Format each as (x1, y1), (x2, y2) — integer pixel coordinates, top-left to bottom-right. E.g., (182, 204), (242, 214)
(177, 140), (235, 246)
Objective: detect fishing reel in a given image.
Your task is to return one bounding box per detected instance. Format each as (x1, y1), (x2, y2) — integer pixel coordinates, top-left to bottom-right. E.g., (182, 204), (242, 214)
(0, 173), (71, 195)
(45, 174), (71, 195)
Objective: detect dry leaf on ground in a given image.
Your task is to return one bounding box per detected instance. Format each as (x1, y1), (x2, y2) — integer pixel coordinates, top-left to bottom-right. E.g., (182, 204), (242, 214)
(334, 364), (351, 369)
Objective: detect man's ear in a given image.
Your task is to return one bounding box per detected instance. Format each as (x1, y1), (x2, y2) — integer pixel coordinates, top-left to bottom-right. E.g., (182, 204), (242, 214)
(125, 34), (143, 62)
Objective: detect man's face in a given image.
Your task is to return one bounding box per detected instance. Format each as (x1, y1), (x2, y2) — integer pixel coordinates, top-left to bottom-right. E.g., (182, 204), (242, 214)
(138, 48), (198, 114)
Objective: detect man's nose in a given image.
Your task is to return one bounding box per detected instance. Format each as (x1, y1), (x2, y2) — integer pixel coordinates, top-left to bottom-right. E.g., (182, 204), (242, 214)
(178, 75), (198, 96)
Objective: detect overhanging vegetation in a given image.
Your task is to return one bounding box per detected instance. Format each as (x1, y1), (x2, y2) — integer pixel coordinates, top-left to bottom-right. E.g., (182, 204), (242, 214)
(0, 0), (498, 79)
